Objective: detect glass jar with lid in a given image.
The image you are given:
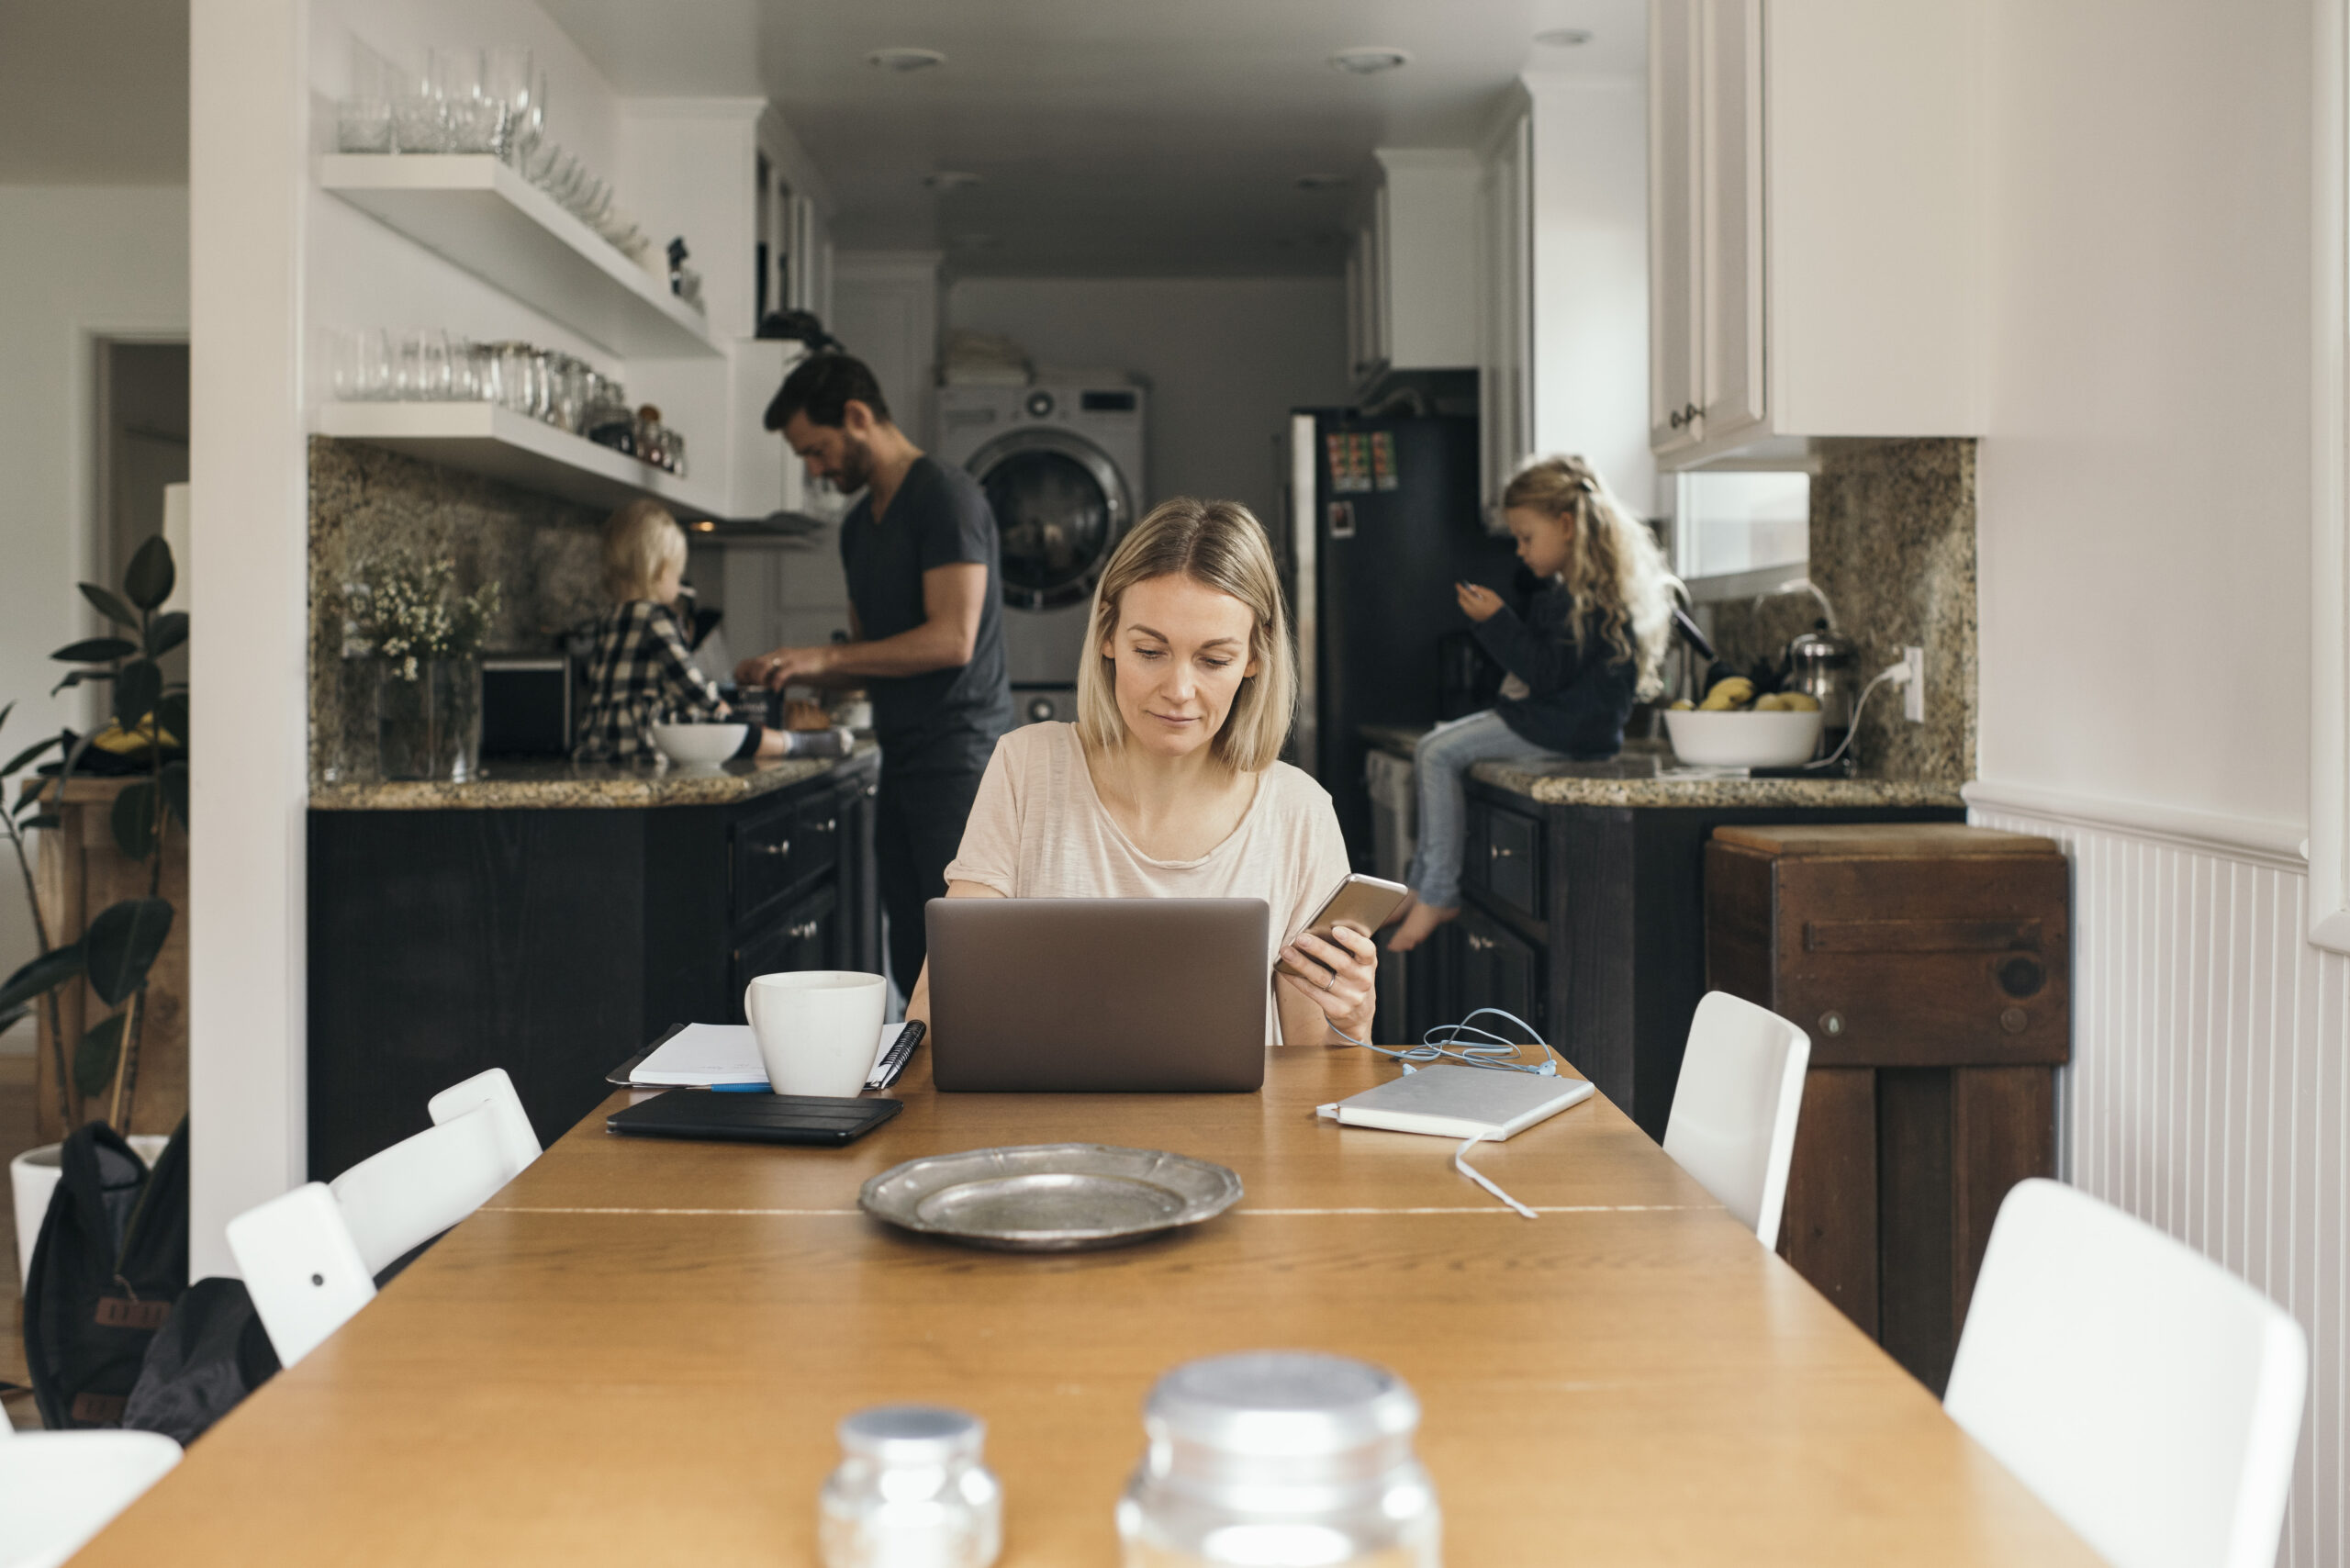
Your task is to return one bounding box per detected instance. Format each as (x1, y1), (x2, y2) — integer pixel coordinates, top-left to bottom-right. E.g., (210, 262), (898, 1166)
(1117, 1351), (1439, 1567)
(819, 1404), (1002, 1568)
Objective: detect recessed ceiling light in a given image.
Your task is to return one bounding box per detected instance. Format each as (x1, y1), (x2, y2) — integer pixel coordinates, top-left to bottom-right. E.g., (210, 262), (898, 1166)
(923, 171), (982, 192)
(1328, 46), (1411, 75)
(1535, 28), (1595, 46)
(1294, 173), (1349, 191)
(867, 47), (946, 72)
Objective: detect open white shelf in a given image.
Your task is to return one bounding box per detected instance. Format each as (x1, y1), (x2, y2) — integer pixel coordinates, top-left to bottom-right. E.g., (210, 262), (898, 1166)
(317, 401), (729, 521)
(318, 154), (718, 360)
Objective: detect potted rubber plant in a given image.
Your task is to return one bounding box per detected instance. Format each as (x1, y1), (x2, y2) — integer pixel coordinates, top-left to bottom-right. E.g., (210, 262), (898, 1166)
(2, 535), (186, 1272)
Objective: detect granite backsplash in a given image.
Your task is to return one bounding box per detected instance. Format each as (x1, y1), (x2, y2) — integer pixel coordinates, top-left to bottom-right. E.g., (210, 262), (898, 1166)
(309, 437), (608, 783)
(1704, 437), (1975, 785)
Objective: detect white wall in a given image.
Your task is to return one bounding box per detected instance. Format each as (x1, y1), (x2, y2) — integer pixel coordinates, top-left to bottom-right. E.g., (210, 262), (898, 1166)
(945, 276), (1351, 532)
(1524, 76), (1654, 514)
(0, 185), (189, 1020)
(1975, 0), (2311, 834)
(1972, 2), (2341, 1559)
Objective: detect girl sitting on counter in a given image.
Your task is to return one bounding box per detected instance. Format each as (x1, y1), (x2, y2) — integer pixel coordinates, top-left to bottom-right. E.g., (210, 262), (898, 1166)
(574, 500), (793, 763)
(1386, 455), (1680, 952)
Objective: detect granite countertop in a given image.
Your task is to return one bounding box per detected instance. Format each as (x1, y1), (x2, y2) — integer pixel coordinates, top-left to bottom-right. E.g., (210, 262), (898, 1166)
(1359, 723), (1965, 810)
(310, 741), (877, 811)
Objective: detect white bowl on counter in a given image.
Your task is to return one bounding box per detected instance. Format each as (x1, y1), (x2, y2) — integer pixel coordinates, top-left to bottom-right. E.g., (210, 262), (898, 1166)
(1662, 709), (1824, 767)
(648, 721), (748, 770)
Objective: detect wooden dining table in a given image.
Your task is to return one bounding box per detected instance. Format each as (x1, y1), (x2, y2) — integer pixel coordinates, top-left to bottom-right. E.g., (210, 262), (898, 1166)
(73, 1047), (2098, 1565)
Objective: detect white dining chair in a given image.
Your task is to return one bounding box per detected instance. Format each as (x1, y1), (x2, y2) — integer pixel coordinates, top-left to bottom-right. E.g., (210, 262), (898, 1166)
(1943, 1178), (2306, 1568)
(1660, 991), (1810, 1246)
(227, 1068), (540, 1368)
(0, 1427), (183, 1568)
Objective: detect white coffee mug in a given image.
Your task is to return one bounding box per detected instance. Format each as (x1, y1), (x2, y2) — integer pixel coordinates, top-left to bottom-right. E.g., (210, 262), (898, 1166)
(744, 969), (888, 1098)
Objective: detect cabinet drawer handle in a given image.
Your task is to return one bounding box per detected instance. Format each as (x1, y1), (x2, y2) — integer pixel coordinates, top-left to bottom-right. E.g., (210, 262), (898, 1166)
(1668, 409), (1685, 430)
(1491, 845), (1512, 859)
(755, 839), (792, 858)
(789, 920), (819, 941)
(1466, 933), (1492, 952)
(1683, 401), (1700, 423)
(811, 818), (837, 834)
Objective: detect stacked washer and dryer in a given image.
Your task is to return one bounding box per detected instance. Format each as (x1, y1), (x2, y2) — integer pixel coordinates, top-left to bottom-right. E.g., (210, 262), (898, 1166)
(937, 381), (1147, 725)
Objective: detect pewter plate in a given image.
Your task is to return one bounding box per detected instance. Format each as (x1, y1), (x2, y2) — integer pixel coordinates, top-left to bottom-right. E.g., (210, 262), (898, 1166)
(858, 1143), (1244, 1251)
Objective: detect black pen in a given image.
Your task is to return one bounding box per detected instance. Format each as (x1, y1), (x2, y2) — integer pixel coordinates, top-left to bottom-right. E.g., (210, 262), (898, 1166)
(871, 1020), (925, 1090)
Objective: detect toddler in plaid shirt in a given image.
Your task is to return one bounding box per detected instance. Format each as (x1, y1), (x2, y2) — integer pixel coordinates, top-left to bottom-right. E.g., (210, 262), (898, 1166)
(574, 501), (783, 763)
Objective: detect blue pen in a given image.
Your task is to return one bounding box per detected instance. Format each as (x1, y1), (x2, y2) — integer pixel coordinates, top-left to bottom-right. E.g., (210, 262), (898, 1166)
(710, 1081), (771, 1093)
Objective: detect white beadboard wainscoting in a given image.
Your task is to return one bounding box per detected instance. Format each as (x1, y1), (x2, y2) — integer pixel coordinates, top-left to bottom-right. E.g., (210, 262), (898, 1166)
(1964, 783), (2343, 1567)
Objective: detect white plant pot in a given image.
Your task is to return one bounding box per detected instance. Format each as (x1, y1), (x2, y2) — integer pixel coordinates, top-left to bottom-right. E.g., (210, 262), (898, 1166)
(11, 1136), (173, 1291)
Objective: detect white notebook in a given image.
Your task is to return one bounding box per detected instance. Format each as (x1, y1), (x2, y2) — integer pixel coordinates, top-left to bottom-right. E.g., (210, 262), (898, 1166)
(1316, 1064), (1594, 1140)
(627, 1023), (902, 1091)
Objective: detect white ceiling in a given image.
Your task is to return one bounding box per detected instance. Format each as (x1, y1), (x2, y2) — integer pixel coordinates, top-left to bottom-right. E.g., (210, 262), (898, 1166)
(0, 0), (188, 184)
(543, 0), (1647, 277)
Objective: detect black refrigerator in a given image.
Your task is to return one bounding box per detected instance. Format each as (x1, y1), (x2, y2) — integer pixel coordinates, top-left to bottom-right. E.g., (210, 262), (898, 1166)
(1283, 410), (1523, 864)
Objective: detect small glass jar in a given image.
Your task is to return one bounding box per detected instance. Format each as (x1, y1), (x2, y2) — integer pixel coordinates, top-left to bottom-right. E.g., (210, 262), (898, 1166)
(819, 1405), (1002, 1568)
(1118, 1352), (1439, 1568)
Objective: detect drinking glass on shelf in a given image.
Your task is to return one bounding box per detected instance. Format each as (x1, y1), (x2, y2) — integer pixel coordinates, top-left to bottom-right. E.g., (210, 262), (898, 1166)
(337, 41), (397, 153)
(466, 341), (502, 405)
(431, 48), (501, 155)
(483, 47), (532, 161)
(331, 328), (393, 400)
(391, 63), (445, 154)
(394, 329), (453, 401)
(447, 337), (479, 402)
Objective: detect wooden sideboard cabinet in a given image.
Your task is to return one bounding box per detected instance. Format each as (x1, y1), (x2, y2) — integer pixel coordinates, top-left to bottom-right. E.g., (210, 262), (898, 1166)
(1706, 823), (2070, 1392)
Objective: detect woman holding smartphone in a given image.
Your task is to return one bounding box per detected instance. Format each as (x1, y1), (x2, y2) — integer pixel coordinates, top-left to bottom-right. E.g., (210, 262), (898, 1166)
(905, 497), (1378, 1047)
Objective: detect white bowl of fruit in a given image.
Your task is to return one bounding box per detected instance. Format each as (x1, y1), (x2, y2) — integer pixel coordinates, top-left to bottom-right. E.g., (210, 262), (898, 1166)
(1662, 678), (1824, 767)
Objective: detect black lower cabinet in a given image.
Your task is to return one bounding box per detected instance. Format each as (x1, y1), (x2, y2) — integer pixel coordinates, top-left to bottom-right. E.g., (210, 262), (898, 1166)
(1408, 782), (1964, 1141)
(308, 750), (879, 1181)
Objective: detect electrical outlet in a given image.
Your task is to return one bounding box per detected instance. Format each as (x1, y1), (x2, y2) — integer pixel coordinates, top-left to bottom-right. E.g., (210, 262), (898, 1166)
(1902, 645), (1926, 723)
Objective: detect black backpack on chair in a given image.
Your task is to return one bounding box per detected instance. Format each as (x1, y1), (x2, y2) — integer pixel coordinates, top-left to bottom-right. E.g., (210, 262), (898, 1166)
(23, 1116), (190, 1428)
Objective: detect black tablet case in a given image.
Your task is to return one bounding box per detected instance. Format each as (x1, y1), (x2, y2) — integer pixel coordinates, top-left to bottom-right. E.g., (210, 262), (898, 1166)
(607, 1091), (902, 1147)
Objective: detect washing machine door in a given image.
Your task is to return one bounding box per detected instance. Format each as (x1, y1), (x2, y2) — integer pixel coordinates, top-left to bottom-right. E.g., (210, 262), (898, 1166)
(968, 428), (1133, 610)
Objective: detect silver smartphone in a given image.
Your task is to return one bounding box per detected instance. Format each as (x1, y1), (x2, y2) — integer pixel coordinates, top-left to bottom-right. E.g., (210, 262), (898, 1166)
(1275, 872), (1412, 980)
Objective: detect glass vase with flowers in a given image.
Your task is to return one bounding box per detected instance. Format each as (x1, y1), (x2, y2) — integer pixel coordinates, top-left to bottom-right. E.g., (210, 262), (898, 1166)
(342, 553), (500, 781)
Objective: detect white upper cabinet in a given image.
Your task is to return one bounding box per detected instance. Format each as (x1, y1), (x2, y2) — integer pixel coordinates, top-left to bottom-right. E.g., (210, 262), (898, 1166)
(1348, 150), (1480, 389)
(1650, 0), (1986, 468)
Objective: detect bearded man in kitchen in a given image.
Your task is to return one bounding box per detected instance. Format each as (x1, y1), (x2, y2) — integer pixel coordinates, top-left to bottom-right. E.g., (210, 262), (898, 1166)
(740, 353), (1014, 1000)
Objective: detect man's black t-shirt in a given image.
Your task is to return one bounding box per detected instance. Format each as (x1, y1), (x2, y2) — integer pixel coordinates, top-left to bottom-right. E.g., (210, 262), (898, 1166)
(839, 455), (1013, 772)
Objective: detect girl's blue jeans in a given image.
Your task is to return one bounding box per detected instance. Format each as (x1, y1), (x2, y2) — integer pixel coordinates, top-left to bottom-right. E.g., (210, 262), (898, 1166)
(1404, 710), (1557, 909)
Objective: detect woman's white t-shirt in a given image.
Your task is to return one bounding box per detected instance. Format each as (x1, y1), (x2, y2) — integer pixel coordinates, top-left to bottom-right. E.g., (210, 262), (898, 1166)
(942, 722), (1352, 1046)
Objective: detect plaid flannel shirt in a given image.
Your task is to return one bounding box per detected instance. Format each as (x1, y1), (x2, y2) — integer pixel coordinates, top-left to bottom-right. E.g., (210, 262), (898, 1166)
(573, 600), (729, 762)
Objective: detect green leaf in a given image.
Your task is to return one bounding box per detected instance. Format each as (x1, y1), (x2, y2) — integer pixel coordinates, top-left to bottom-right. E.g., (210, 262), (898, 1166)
(84, 898), (172, 1006)
(16, 813), (61, 832)
(145, 612), (188, 659)
(111, 781), (156, 861)
(0, 943), (83, 1015)
(0, 1002), (28, 1036)
(1, 733), (60, 779)
(123, 535), (175, 611)
(80, 583), (140, 627)
(50, 668), (114, 697)
(156, 693), (188, 750)
(113, 660), (162, 734)
(51, 637), (137, 665)
(159, 759), (188, 829)
(73, 1013), (126, 1098)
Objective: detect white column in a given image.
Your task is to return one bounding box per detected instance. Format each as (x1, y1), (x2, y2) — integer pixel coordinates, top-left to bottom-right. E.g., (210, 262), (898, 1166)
(188, 0), (310, 1278)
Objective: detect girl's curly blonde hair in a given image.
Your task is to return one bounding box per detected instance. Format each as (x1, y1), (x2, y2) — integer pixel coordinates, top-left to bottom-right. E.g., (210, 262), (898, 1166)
(1501, 455), (1680, 700)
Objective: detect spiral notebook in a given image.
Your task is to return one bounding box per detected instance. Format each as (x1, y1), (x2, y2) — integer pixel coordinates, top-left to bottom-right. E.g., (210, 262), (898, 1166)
(1315, 1064), (1594, 1140)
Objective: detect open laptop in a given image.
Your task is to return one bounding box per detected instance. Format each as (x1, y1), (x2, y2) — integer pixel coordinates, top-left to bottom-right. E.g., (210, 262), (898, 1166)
(925, 898), (1270, 1092)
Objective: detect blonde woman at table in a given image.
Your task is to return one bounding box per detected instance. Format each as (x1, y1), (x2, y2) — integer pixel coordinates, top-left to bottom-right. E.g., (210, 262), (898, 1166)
(905, 497), (1376, 1048)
